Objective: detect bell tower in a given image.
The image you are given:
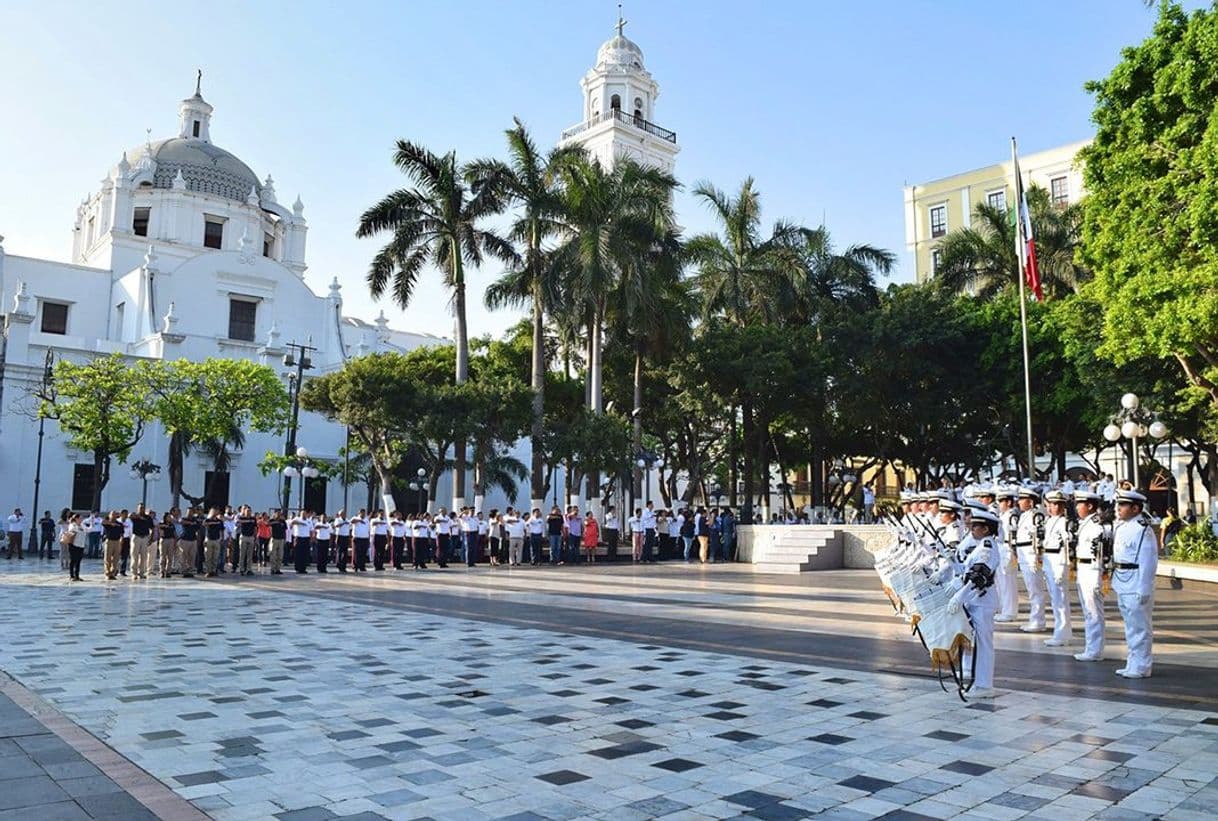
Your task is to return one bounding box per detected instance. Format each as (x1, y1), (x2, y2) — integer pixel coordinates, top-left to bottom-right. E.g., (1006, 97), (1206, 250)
(178, 70), (214, 143)
(558, 12), (679, 172)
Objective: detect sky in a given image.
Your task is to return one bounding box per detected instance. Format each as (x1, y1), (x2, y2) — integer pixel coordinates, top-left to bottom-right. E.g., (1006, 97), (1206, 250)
(0, 0), (1193, 341)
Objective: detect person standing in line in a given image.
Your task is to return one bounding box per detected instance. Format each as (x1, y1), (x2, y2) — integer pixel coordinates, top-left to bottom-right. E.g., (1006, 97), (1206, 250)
(314, 514), (332, 573)
(351, 509), (370, 572)
(461, 508), (480, 567)
(604, 506), (619, 561)
(527, 508), (544, 566)
(546, 506), (564, 565)
(641, 502), (657, 564)
(680, 507), (695, 562)
(5, 508), (25, 560)
(487, 509), (502, 567)
(432, 508), (448, 567)
(412, 512), (430, 570)
(57, 509), (72, 570)
(158, 511), (178, 578)
(119, 508), (133, 577)
(178, 508), (199, 579)
(389, 511), (407, 570)
(695, 506), (710, 563)
(89, 510), (105, 558)
(709, 507), (722, 562)
(256, 512), (271, 567)
(583, 510), (600, 564)
(656, 508), (670, 560)
(477, 510), (489, 565)
(101, 512), (123, 580)
(369, 509), (389, 571)
(667, 509), (681, 560)
(221, 506), (238, 574)
(333, 510), (351, 573)
(505, 508), (525, 566)
(39, 510), (56, 560)
(1112, 489), (1158, 678)
(1014, 488), (1048, 633)
(291, 510), (314, 574)
(1072, 490), (1111, 663)
(128, 503), (154, 580)
(202, 508), (224, 577)
(65, 513), (86, 581)
(235, 505), (258, 576)
(1040, 491), (1074, 648)
(720, 507), (736, 562)
(267, 509), (287, 575)
(565, 506), (583, 565)
(629, 508), (644, 562)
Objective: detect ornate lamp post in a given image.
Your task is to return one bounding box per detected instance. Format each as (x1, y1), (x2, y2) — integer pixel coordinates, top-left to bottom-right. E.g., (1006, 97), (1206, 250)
(408, 467), (428, 512)
(1103, 393), (1168, 489)
(281, 446), (320, 513)
(280, 340), (316, 513)
(129, 459), (161, 507)
(30, 348), (54, 545)
(635, 451), (664, 507)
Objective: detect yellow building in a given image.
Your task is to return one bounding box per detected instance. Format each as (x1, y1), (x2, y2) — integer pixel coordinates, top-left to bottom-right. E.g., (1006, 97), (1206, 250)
(902, 139), (1090, 283)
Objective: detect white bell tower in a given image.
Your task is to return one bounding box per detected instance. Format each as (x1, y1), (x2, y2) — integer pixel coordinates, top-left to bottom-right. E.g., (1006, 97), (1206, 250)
(558, 12), (679, 172)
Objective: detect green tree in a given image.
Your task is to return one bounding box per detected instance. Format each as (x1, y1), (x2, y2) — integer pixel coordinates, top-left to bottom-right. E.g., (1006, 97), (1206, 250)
(150, 358), (289, 509)
(934, 186), (1088, 300)
(1080, 2), (1218, 435)
(357, 140), (514, 506)
(40, 354), (155, 511)
(477, 119), (584, 505)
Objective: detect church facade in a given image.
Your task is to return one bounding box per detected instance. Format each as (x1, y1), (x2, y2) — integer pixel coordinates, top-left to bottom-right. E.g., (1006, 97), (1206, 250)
(0, 22), (677, 521)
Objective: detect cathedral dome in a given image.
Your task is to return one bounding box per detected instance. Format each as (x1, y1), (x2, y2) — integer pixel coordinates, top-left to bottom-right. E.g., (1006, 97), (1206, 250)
(125, 137), (262, 203)
(596, 33), (645, 69)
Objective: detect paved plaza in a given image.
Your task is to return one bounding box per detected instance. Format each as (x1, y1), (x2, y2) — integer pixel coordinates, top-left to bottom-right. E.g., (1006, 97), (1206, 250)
(0, 558), (1215, 820)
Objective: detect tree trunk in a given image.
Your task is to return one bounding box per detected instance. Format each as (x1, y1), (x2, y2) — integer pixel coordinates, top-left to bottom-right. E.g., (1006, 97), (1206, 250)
(452, 248), (468, 509)
(530, 288), (546, 507)
(168, 430), (184, 510)
(91, 449), (108, 512)
(741, 398), (755, 523)
(632, 347), (643, 503)
(728, 407), (738, 508)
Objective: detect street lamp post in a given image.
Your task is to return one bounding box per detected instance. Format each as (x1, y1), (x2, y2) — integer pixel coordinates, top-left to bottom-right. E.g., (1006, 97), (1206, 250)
(1103, 393), (1168, 489)
(635, 451), (664, 507)
(129, 459), (162, 507)
(280, 340), (316, 514)
(408, 467), (428, 512)
(281, 447), (320, 513)
(30, 349), (54, 548)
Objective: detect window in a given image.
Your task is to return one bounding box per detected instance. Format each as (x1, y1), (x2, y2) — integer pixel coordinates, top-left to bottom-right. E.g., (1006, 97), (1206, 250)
(132, 207), (150, 237)
(192, 120), (201, 138)
(204, 217), (225, 249)
(610, 94), (621, 111)
(986, 190), (1007, 212)
(931, 249), (943, 275)
(41, 302), (68, 335)
(71, 464), (96, 511)
(1050, 176), (1069, 206)
(929, 204), (947, 238)
(227, 298), (257, 341)
(263, 232), (274, 258)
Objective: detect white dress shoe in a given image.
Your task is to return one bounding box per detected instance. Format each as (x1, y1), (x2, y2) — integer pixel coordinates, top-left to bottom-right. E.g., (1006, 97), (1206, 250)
(994, 614), (1015, 623)
(1020, 624), (1047, 633)
(1114, 667), (1128, 676)
(1073, 653), (1101, 662)
(1117, 669), (1151, 679)
(1043, 638), (1068, 647)
(969, 687), (998, 699)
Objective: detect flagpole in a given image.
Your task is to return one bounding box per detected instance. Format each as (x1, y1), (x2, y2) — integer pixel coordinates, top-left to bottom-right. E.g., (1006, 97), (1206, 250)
(1011, 137), (1036, 480)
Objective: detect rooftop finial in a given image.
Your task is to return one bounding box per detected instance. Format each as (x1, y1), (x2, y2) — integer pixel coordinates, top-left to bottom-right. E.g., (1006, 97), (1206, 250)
(195, 68), (202, 97)
(616, 3), (626, 36)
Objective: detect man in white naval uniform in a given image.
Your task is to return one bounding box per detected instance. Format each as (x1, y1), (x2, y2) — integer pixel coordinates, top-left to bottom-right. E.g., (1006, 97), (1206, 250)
(994, 488), (1021, 622)
(1014, 487), (1048, 632)
(1072, 490), (1111, 662)
(1040, 490), (1074, 647)
(947, 509), (1001, 698)
(1112, 489), (1158, 678)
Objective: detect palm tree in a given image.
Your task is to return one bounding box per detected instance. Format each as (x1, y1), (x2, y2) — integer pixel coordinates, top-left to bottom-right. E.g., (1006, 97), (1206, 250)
(476, 120), (584, 506)
(790, 227), (894, 323)
(553, 154), (676, 505)
(934, 186), (1088, 300)
(685, 178), (806, 326)
(357, 140), (514, 507)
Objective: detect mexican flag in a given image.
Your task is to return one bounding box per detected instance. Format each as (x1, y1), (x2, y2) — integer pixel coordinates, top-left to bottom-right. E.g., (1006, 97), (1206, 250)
(1012, 147), (1043, 302)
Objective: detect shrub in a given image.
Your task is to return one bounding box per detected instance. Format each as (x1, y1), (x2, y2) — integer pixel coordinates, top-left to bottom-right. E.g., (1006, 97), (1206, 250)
(1169, 522), (1218, 564)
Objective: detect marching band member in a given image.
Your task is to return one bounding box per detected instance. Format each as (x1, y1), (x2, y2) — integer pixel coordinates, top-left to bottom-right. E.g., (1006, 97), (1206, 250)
(947, 509), (1000, 698)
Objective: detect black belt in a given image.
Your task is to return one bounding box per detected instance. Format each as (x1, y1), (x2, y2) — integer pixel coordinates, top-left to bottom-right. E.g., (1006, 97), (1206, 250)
(1015, 541), (1033, 547)
(1116, 562), (1138, 570)
(1043, 548), (1061, 554)
(1077, 557), (1093, 564)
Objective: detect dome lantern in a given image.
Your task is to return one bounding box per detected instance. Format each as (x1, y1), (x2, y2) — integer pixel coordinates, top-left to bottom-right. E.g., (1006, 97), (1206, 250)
(178, 69), (214, 142)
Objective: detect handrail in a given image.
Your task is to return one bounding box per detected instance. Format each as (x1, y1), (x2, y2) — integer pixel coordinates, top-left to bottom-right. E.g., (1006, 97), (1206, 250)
(560, 109), (677, 143)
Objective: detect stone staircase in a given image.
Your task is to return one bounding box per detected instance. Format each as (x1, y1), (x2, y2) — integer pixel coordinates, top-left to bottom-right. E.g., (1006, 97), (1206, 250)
(749, 526), (844, 574)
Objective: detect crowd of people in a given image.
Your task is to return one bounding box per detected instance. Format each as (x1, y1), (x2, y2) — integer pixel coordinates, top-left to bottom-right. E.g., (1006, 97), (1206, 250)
(1, 500), (740, 582)
(875, 480), (1163, 700)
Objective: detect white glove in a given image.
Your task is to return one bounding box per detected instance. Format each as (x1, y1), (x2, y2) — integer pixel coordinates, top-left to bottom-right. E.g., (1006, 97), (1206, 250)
(947, 576), (964, 593)
(947, 596), (962, 614)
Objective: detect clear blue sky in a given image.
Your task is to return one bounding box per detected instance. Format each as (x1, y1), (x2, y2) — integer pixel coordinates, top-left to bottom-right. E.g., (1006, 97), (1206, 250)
(0, 0), (1189, 339)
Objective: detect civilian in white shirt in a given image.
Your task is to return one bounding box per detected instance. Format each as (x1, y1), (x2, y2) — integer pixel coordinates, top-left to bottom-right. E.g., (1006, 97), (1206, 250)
(527, 508), (545, 566)
(5, 508), (26, 560)
(505, 508), (526, 566)
(628, 508), (645, 562)
(603, 506), (620, 561)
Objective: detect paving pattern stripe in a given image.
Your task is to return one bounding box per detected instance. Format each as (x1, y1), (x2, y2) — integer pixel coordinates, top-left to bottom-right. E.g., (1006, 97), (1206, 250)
(0, 671), (209, 820)
(220, 576), (1217, 710)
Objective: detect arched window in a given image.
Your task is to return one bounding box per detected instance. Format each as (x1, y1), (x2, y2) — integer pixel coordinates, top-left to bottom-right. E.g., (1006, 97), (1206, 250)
(610, 94), (621, 111)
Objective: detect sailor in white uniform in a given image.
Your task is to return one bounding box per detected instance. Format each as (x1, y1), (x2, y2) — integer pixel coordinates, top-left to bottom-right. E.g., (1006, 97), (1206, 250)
(1072, 490), (1111, 662)
(1111, 489), (1158, 678)
(1040, 490), (1074, 647)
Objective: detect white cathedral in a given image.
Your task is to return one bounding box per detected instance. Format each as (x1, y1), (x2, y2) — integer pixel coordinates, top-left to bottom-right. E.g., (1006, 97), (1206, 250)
(0, 22), (677, 518)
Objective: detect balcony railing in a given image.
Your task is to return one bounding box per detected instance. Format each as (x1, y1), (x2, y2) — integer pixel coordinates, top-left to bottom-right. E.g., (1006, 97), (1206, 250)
(560, 108), (677, 144)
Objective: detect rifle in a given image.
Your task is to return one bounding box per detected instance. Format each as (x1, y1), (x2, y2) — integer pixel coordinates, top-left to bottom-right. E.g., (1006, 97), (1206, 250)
(1065, 516), (1079, 583)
